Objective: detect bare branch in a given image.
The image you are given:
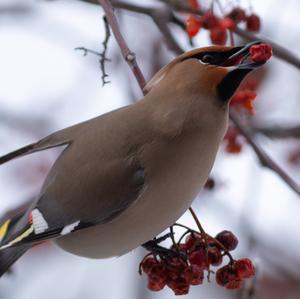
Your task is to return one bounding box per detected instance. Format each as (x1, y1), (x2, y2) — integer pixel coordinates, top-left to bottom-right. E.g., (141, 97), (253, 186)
(150, 5), (184, 54)
(230, 112), (300, 196)
(110, 0), (184, 54)
(254, 124), (300, 139)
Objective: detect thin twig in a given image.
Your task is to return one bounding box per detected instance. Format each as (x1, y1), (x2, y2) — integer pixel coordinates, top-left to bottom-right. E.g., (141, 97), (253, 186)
(97, 0), (146, 91)
(188, 207), (206, 235)
(75, 17), (111, 85)
(169, 226), (178, 249)
(100, 16), (111, 85)
(75, 47), (101, 56)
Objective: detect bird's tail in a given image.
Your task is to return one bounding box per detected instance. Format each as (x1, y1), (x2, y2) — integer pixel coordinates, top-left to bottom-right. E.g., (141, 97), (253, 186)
(0, 245), (30, 277)
(0, 213), (32, 277)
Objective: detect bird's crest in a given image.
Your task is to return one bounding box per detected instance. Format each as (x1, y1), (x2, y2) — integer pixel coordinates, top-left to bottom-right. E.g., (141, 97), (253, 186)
(143, 46), (235, 94)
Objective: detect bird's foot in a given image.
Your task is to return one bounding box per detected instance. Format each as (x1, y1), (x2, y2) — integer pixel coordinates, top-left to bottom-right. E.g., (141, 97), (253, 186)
(142, 233), (187, 260)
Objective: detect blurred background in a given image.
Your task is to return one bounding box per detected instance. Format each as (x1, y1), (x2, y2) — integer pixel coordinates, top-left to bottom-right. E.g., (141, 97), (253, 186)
(0, 0), (300, 298)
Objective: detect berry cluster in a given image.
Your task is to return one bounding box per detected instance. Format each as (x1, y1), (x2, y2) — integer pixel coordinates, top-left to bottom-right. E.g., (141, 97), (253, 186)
(223, 126), (243, 154)
(231, 88), (257, 114)
(140, 229), (255, 295)
(185, 1), (261, 45)
(216, 258), (255, 289)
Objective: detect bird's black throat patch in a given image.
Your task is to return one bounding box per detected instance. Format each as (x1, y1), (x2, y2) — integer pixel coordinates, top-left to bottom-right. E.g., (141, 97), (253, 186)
(217, 68), (252, 103)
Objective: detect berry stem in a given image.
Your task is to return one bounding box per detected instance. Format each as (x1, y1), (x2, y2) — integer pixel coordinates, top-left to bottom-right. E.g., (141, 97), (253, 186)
(177, 214), (235, 264)
(174, 222), (197, 231)
(139, 252), (152, 275)
(169, 226), (179, 250)
(177, 229), (194, 244)
(229, 30), (235, 46)
(188, 207), (206, 235)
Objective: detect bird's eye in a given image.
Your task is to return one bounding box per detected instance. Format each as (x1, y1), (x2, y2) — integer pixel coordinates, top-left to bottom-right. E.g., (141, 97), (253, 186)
(201, 54), (216, 64)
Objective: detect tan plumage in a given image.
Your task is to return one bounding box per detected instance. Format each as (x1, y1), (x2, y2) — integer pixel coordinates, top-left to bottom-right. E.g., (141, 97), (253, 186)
(0, 42), (265, 273)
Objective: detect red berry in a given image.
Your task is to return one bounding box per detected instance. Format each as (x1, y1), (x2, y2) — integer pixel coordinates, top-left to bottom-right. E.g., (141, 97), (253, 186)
(210, 27), (227, 45)
(168, 257), (189, 280)
(141, 256), (157, 274)
(216, 265), (242, 290)
(215, 230), (239, 251)
(170, 243), (188, 253)
(168, 269), (179, 281)
(215, 265), (234, 286)
(224, 126), (239, 141)
(184, 264), (204, 285)
(207, 246), (223, 266)
(246, 14), (261, 32)
(186, 15), (202, 37)
(189, 249), (207, 268)
(148, 278), (166, 291)
(226, 142), (242, 154)
(227, 7), (247, 23)
(185, 233), (202, 251)
(167, 277), (190, 295)
(204, 177), (215, 190)
(149, 262), (168, 283)
(226, 279), (243, 289)
(201, 12), (219, 29)
(220, 17), (236, 30)
(231, 89), (257, 113)
(250, 44), (273, 62)
(188, 0), (200, 10)
(224, 127), (243, 154)
(235, 258), (255, 279)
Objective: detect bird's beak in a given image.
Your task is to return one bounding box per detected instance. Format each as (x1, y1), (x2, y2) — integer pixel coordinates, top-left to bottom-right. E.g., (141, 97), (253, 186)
(217, 41), (265, 103)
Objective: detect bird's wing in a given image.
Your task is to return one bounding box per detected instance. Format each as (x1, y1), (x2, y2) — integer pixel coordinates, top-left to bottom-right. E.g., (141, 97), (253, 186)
(0, 154), (145, 250)
(0, 120), (89, 165)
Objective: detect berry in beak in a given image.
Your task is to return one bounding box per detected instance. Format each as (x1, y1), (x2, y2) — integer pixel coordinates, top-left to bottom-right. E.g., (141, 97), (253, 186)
(217, 41), (272, 102)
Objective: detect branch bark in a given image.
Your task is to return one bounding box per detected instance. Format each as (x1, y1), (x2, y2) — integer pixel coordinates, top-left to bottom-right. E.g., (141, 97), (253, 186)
(254, 125), (300, 139)
(230, 112), (300, 196)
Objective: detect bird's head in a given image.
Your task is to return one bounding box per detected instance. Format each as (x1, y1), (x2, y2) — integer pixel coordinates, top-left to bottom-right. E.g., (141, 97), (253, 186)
(144, 41), (267, 104)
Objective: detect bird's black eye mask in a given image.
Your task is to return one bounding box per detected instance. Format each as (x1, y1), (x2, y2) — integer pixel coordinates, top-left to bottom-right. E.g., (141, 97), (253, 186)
(191, 48), (243, 66)
(190, 41), (264, 67)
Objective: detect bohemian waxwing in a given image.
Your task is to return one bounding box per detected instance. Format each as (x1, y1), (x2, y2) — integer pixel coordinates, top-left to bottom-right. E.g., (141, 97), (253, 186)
(0, 42), (266, 276)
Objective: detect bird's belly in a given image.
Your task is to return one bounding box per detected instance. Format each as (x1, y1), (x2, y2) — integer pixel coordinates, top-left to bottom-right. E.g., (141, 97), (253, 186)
(55, 132), (222, 258)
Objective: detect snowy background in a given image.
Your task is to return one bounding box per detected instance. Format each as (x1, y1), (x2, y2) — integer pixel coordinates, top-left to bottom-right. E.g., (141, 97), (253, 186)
(0, 0), (300, 298)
